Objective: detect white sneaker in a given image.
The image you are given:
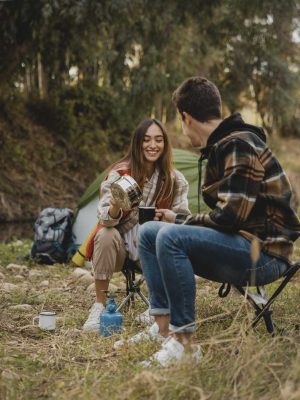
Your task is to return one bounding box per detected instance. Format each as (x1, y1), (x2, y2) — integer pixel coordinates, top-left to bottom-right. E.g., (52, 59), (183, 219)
(114, 322), (165, 349)
(141, 337), (202, 367)
(135, 308), (155, 326)
(82, 303), (105, 332)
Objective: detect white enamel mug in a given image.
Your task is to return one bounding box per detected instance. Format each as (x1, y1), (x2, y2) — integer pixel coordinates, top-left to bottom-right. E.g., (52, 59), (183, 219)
(33, 311), (56, 330)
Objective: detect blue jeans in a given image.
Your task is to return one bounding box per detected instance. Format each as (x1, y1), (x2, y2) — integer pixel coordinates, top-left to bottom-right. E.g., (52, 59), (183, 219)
(138, 222), (288, 333)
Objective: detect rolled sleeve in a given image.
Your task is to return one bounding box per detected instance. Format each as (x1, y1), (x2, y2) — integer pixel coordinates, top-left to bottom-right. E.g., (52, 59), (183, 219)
(98, 206), (123, 226)
(97, 170), (123, 227)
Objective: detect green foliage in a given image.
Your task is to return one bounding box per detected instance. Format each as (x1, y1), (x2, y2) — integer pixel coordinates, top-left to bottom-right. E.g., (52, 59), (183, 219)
(27, 97), (76, 138)
(26, 84), (137, 168)
(210, 0), (300, 135)
(0, 0), (299, 137)
(0, 95), (30, 170)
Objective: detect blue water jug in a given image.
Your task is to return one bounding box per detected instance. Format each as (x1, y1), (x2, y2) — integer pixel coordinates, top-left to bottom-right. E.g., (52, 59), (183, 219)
(99, 294), (123, 337)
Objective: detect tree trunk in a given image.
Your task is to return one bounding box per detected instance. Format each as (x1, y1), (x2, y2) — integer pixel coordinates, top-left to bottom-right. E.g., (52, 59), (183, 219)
(25, 66), (31, 96)
(37, 52), (44, 98)
(154, 94), (163, 120)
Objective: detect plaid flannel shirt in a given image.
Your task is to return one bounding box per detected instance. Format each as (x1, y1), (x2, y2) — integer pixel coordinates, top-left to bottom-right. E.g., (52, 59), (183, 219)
(187, 130), (300, 262)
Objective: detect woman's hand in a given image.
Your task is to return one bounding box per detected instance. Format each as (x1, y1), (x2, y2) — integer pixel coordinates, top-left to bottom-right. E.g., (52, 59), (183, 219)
(154, 209), (176, 223)
(108, 197), (121, 219)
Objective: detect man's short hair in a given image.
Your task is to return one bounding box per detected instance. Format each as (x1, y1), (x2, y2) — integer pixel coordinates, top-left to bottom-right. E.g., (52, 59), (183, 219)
(172, 77), (222, 122)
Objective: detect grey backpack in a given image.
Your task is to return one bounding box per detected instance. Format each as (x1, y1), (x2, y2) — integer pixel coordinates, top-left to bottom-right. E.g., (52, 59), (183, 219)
(31, 208), (73, 264)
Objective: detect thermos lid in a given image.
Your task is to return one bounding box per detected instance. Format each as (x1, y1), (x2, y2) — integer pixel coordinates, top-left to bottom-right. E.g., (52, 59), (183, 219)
(111, 175), (142, 210)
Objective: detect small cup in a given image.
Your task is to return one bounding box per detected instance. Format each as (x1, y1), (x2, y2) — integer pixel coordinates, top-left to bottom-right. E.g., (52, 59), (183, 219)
(33, 311), (56, 330)
(138, 206), (156, 225)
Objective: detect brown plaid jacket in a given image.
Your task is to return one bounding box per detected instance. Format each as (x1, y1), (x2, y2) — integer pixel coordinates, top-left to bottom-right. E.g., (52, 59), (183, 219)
(191, 130), (300, 262)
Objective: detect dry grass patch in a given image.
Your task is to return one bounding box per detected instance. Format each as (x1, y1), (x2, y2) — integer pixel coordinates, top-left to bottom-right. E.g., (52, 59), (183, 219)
(0, 240), (300, 400)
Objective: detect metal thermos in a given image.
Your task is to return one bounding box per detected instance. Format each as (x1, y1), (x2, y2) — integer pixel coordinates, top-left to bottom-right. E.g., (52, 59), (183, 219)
(99, 294), (123, 337)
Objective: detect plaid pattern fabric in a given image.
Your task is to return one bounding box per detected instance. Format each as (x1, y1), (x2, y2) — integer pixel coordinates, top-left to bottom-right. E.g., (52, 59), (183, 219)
(97, 168), (190, 235)
(191, 130), (300, 262)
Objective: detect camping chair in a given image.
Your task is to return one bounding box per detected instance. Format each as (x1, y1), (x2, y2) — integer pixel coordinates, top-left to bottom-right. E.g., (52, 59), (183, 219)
(218, 261), (300, 335)
(116, 257), (150, 312)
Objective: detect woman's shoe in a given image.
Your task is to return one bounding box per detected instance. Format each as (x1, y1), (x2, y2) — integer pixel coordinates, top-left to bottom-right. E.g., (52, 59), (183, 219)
(82, 302), (105, 332)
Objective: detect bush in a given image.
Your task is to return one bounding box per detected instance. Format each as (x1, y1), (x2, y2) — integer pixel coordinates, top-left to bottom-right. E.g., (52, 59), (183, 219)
(27, 85), (137, 165)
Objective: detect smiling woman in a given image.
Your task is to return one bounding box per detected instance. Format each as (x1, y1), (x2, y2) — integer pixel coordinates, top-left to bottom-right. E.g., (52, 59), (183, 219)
(82, 118), (191, 332)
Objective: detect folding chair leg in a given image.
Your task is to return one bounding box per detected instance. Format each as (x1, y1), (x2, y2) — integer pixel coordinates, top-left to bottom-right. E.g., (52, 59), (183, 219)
(220, 263), (300, 335)
(116, 290), (150, 312)
(234, 286), (277, 334)
(251, 265), (300, 334)
(116, 291), (135, 312)
(254, 309), (275, 334)
(138, 290), (150, 306)
(116, 278), (150, 312)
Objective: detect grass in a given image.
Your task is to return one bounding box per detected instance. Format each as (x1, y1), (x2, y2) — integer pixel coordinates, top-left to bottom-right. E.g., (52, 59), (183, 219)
(0, 240), (299, 400)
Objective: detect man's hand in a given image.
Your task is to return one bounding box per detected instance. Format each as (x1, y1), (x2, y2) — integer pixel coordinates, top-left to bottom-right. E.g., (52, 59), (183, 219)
(108, 197), (121, 219)
(154, 209), (176, 223)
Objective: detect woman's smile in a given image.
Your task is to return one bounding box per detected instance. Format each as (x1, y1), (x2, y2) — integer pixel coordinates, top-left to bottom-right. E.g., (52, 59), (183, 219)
(145, 149), (160, 156)
(143, 123), (164, 164)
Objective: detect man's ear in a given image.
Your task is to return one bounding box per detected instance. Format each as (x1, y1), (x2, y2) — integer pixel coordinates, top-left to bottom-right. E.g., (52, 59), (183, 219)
(183, 112), (193, 125)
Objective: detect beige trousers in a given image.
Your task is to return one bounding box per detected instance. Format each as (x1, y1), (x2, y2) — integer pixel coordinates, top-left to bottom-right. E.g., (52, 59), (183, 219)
(92, 227), (127, 280)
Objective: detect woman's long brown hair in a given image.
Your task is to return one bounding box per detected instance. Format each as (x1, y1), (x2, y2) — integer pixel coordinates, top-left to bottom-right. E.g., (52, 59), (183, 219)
(111, 118), (175, 206)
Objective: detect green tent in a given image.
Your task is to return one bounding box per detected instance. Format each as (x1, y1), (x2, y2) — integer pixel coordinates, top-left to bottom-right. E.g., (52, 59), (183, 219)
(72, 148), (201, 245)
